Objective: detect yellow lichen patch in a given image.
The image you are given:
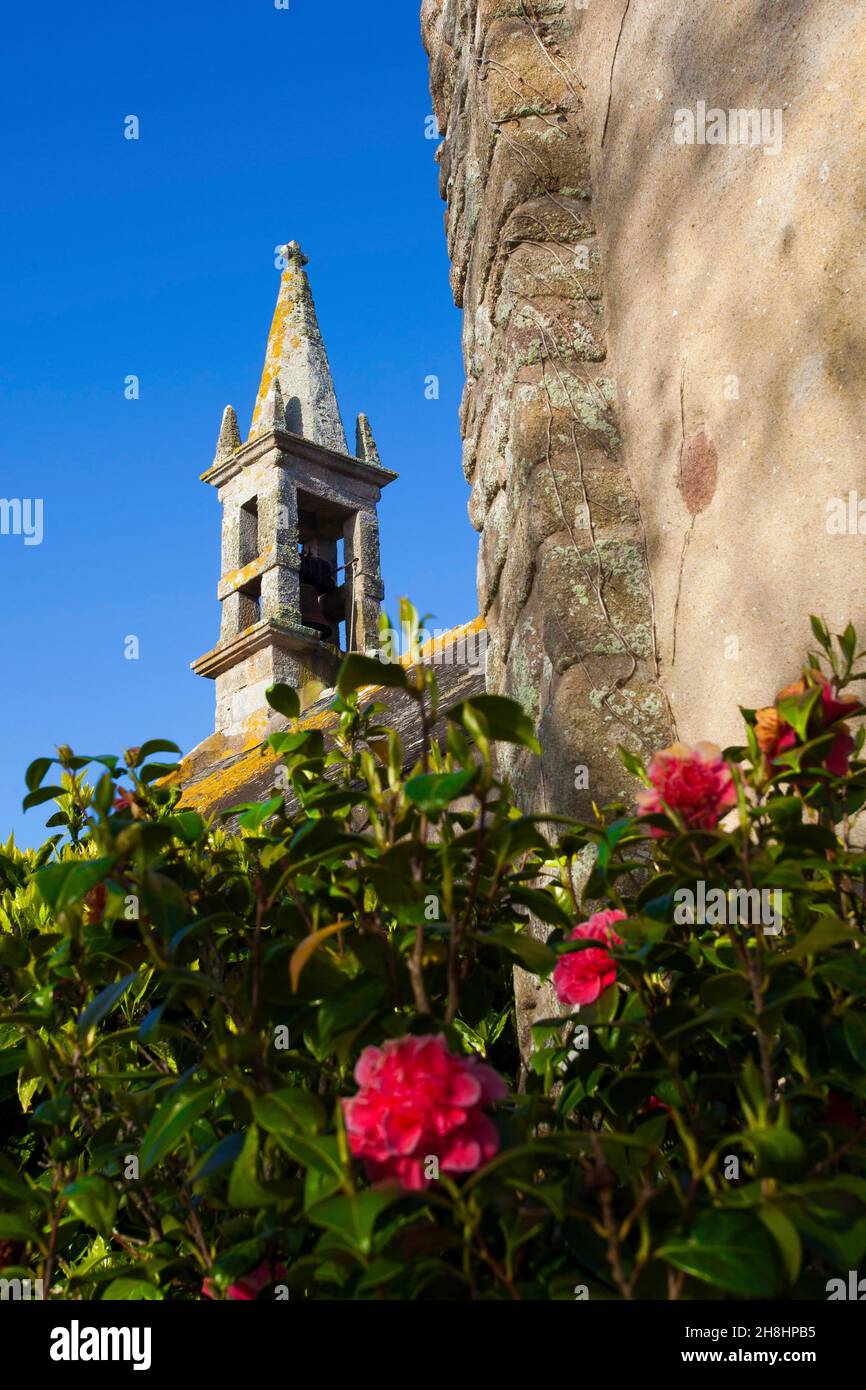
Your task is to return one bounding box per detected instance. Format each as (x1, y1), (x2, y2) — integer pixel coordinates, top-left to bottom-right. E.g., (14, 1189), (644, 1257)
(239, 709), (272, 751)
(403, 615), (486, 667)
(220, 549), (274, 593)
(249, 267), (301, 439)
(179, 745), (282, 814)
(177, 617), (487, 817)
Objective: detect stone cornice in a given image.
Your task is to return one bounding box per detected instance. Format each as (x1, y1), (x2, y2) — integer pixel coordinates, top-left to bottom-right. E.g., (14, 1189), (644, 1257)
(191, 617), (328, 680)
(201, 429), (398, 491)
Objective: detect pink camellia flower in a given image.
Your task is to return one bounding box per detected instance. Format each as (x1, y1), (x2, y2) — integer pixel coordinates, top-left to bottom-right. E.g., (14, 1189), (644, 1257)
(342, 1033), (507, 1191)
(636, 741), (736, 836)
(202, 1258), (288, 1301)
(553, 909), (626, 1008)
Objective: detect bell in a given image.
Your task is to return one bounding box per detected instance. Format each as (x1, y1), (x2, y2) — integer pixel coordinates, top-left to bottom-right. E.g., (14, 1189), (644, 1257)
(300, 582), (329, 637)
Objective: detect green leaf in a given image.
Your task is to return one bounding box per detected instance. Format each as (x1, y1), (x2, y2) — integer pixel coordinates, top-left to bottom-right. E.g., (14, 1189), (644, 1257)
(786, 1184), (866, 1268)
(276, 1132), (344, 1180)
(839, 622), (857, 667)
(252, 1088), (325, 1138)
(207, 1238), (267, 1286)
(265, 683), (301, 720)
(228, 1125), (281, 1208)
(618, 745), (649, 784)
(139, 1084), (218, 1176)
(781, 917), (859, 960)
(167, 810), (205, 843)
(0, 1047), (27, 1077)
(133, 740), (182, 766)
(758, 1206), (802, 1284)
(24, 757), (54, 793)
(139, 762), (181, 785)
(267, 729), (322, 758)
(449, 695), (541, 755)
(318, 978), (386, 1046)
(582, 982), (619, 1026)
(238, 796), (283, 832)
(737, 1126), (806, 1177)
(337, 654), (407, 700)
(309, 1189), (402, 1257)
(508, 886), (573, 930)
(22, 786), (65, 811)
(0, 936), (29, 968)
(34, 857), (116, 911)
(189, 1132), (245, 1184)
(843, 1012), (866, 1069)
(101, 1279), (163, 1300)
(78, 970), (140, 1039)
(17, 1075), (39, 1113)
(764, 796), (803, 829)
(404, 769), (477, 814)
(477, 928), (556, 974)
(776, 685), (823, 743)
(64, 1175), (118, 1237)
(657, 1211), (782, 1297)
(810, 615), (833, 655)
(0, 1214), (40, 1242)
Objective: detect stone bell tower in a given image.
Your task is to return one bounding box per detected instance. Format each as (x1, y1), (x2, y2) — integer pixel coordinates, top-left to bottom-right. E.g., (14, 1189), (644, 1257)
(192, 242), (397, 737)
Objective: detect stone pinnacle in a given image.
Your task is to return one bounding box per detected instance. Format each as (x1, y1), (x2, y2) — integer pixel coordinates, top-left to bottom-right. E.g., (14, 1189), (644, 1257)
(249, 242), (348, 454)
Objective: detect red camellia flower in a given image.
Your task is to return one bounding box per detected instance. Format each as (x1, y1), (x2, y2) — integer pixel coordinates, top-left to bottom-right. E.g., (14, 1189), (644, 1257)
(113, 787), (146, 819)
(636, 742), (736, 835)
(755, 673), (861, 779)
(342, 1034), (507, 1191)
(83, 882), (107, 926)
(553, 909), (626, 1008)
(825, 1089), (861, 1131)
(645, 1095), (672, 1115)
(202, 1258), (288, 1301)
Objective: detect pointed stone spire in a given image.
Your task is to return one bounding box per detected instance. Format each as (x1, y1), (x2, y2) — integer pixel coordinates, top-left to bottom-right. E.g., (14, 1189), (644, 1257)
(249, 241), (349, 453)
(213, 405), (242, 467)
(258, 377), (286, 435)
(355, 413), (381, 466)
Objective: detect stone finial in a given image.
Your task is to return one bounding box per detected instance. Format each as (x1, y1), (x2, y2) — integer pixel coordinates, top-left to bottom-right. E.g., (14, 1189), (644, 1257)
(248, 240), (349, 454)
(213, 405), (242, 466)
(355, 413), (382, 466)
(277, 240), (309, 268)
(258, 377), (286, 434)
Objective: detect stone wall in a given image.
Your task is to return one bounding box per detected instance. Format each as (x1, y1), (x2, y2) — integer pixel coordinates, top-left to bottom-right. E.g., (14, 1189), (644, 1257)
(423, 0), (866, 786)
(422, 0), (671, 845)
(422, 0), (866, 1056)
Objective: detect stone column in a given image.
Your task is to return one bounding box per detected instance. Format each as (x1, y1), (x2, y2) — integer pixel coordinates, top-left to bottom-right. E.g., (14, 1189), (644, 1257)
(220, 590), (257, 642)
(260, 475), (301, 626)
(220, 503), (240, 577)
(344, 508), (384, 654)
(422, 0), (673, 1067)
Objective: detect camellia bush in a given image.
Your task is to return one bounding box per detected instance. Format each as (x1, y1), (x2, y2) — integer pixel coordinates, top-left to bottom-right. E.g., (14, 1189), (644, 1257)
(1, 610), (865, 1300)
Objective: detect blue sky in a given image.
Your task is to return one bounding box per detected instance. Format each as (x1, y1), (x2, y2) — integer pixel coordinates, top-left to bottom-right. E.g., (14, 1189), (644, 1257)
(0, 0), (475, 846)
